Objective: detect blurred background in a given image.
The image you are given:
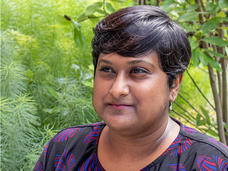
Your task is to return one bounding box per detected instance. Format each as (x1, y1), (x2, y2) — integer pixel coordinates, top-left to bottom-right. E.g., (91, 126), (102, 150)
(0, 0), (227, 170)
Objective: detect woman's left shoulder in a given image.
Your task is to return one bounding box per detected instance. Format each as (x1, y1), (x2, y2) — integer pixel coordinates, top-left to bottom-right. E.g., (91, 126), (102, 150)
(180, 123), (228, 158)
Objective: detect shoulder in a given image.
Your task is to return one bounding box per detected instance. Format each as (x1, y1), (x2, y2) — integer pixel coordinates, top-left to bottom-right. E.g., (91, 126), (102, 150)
(179, 121), (228, 158)
(46, 121), (105, 153)
(34, 122), (105, 171)
(51, 122), (105, 143)
(162, 120), (228, 171)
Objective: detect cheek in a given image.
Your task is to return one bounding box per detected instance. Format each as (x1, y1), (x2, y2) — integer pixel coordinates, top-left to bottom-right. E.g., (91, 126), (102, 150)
(92, 78), (109, 113)
(92, 80), (101, 109)
(134, 77), (170, 109)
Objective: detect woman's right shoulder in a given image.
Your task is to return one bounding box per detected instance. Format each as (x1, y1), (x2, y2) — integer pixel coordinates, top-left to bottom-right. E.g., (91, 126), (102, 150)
(34, 122), (105, 171)
(49, 121), (105, 146)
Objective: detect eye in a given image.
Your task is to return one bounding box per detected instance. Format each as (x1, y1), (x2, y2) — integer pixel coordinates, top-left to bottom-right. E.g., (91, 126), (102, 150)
(130, 67), (149, 74)
(99, 66), (115, 73)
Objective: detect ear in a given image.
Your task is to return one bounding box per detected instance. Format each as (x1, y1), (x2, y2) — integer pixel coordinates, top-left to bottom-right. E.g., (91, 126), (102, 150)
(169, 74), (183, 103)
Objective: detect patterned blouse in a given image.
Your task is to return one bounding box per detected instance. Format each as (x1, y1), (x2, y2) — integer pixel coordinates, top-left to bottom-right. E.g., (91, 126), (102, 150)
(34, 120), (228, 171)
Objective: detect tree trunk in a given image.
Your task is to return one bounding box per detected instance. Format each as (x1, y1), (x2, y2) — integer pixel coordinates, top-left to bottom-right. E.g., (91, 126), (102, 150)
(217, 27), (228, 143)
(136, 0), (146, 5)
(195, 0), (227, 145)
(208, 64), (226, 144)
(221, 57), (228, 142)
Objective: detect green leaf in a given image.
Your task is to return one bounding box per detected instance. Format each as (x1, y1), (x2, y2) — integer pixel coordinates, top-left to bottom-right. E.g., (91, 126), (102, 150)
(178, 12), (199, 22)
(196, 113), (201, 126)
(198, 50), (209, 65)
(84, 2), (103, 16)
(202, 52), (222, 71)
(82, 80), (93, 88)
(202, 36), (228, 47)
(193, 49), (221, 71)
(225, 47), (228, 56)
(201, 128), (218, 137)
(199, 105), (211, 125)
(196, 113), (206, 126)
(224, 123), (228, 129)
(195, 31), (203, 39)
(189, 37), (198, 50)
(187, 4), (199, 11)
(181, 23), (197, 33)
(77, 13), (88, 22)
(77, 2), (103, 22)
(43, 108), (54, 114)
(201, 18), (220, 34)
(219, 0), (228, 9)
(205, 49), (225, 58)
(87, 14), (101, 20)
(206, 2), (219, 15)
(96, 9), (105, 14)
(73, 22), (85, 48)
(46, 86), (59, 99)
(25, 69), (34, 79)
(220, 17), (228, 22)
(160, 0), (176, 11)
(191, 49), (201, 66)
(110, 0), (131, 2)
(105, 2), (115, 13)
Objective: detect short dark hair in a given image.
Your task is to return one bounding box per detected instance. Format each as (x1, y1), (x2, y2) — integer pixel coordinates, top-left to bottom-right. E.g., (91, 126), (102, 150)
(92, 5), (191, 87)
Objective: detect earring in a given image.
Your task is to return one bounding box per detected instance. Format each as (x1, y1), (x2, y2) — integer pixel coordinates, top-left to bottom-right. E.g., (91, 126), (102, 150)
(169, 102), (173, 110)
(169, 94), (174, 111)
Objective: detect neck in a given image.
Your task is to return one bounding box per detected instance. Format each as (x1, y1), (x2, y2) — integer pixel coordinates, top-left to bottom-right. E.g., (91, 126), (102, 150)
(100, 117), (179, 160)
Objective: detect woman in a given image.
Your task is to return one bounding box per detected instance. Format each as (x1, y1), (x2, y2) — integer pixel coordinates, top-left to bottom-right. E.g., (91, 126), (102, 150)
(34, 6), (228, 171)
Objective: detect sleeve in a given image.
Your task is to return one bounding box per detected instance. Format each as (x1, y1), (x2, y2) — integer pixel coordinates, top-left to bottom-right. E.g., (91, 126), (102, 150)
(33, 126), (86, 171)
(33, 141), (50, 171)
(186, 142), (228, 171)
(33, 131), (68, 171)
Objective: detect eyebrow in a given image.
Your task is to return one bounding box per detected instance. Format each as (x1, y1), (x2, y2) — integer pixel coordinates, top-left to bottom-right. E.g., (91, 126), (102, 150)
(128, 60), (155, 68)
(98, 59), (112, 65)
(98, 59), (155, 68)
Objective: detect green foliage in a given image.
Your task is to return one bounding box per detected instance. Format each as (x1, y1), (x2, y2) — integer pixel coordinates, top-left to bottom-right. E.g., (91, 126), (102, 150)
(160, 0), (227, 71)
(200, 18), (220, 34)
(0, 0), (134, 169)
(202, 36), (228, 47)
(0, 0), (226, 169)
(0, 96), (39, 170)
(1, 30), (42, 170)
(160, 0), (227, 140)
(171, 67), (217, 137)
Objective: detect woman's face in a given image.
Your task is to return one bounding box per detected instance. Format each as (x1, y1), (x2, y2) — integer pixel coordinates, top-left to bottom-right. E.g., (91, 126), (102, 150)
(93, 52), (175, 135)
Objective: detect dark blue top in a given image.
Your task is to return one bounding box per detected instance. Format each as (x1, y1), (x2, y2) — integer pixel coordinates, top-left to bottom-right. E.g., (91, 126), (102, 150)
(34, 120), (228, 171)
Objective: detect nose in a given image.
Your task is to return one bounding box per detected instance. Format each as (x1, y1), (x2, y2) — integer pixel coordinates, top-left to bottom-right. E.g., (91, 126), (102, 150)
(109, 72), (129, 99)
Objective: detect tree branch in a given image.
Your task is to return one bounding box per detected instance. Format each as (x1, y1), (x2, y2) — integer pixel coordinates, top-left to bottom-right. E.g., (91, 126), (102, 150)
(195, 0), (204, 24)
(194, 1), (226, 144)
(221, 58), (227, 122)
(173, 101), (196, 121)
(221, 54), (228, 144)
(208, 64), (226, 144)
(185, 0), (191, 4)
(216, 70), (222, 101)
(199, 0), (210, 19)
(178, 93), (205, 119)
(212, 45), (223, 102)
(186, 70), (215, 110)
(172, 109), (195, 126)
(217, 24), (228, 143)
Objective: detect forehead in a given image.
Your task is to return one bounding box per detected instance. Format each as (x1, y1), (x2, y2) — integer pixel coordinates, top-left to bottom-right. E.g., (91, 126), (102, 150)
(98, 52), (160, 67)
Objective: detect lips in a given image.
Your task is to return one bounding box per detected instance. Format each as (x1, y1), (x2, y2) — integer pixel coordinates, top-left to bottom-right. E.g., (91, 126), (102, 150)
(108, 103), (133, 110)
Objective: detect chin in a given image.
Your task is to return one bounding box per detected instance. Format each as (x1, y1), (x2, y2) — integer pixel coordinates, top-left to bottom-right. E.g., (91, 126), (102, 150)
(103, 116), (138, 133)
